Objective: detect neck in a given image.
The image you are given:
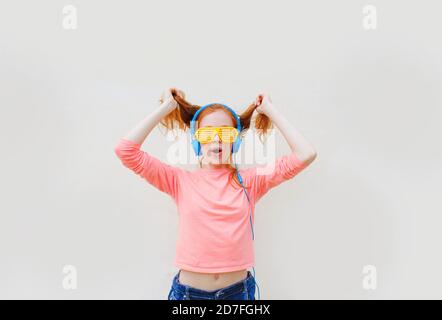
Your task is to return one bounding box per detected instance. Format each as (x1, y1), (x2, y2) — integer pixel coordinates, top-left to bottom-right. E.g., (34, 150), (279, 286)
(200, 163), (232, 170)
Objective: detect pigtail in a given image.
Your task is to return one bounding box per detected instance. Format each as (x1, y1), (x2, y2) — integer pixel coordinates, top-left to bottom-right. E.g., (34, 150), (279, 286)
(158, 90), (200, 136)
(239, 103), (274, 144)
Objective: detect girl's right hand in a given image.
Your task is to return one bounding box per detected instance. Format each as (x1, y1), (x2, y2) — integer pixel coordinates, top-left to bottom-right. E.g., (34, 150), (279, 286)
(158, 87), (185, 112)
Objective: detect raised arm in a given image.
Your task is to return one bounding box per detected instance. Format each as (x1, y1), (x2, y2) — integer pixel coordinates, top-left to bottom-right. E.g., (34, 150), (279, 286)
(247, 93), (317, 202)
(120, 88), (183, 144)
(254, 93), (317, 164)
(114, 88), (185, 199)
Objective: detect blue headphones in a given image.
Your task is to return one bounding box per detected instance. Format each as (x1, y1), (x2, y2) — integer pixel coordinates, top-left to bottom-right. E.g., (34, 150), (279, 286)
(190, 103), (243, 156)
(189, 102), (261, 300)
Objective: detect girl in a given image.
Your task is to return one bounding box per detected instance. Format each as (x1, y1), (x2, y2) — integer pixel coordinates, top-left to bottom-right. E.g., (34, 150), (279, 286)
(114, 88), (317, 300)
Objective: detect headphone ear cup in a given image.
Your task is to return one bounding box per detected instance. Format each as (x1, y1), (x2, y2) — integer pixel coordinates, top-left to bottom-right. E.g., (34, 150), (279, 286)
(192, 140), (201, 156)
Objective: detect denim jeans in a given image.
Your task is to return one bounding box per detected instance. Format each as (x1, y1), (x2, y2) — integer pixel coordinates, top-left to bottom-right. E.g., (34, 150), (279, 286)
(168, 270), (256, 300)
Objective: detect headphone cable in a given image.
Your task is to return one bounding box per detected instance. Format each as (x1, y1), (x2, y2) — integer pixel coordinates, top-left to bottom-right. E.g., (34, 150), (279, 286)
(233, 153), (261, 300)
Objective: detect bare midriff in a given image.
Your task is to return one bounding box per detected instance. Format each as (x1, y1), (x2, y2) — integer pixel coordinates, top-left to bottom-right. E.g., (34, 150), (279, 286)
(178, 269), (248, 291)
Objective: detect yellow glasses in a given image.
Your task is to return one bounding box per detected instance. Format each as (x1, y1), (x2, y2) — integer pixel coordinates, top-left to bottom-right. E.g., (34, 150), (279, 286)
(194, 126), (239, 144)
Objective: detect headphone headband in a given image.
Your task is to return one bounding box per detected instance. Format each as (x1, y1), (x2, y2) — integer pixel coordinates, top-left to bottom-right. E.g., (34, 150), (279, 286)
(190, 103), (242, 134)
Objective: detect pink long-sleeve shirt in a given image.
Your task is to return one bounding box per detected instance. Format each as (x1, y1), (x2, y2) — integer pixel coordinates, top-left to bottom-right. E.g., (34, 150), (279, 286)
(114, 138), (307, 273)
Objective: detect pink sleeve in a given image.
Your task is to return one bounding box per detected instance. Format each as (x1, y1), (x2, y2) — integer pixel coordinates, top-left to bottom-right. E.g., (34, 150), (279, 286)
(114, 138), (181, 199)
(249, 153), (307, 202)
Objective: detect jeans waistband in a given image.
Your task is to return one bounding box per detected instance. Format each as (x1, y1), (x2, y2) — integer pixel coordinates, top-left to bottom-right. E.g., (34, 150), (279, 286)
(172, 270), (255, 299)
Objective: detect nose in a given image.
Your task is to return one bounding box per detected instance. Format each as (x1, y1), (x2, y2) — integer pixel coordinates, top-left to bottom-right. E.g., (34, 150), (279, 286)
(213, 132), (221, 142)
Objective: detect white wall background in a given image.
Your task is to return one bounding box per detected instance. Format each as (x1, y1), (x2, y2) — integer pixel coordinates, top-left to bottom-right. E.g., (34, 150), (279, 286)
(1, 0), (441, 299)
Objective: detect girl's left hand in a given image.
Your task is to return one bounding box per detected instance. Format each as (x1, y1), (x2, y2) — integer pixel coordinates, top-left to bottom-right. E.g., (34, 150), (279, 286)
(254, 92), (275, 116)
